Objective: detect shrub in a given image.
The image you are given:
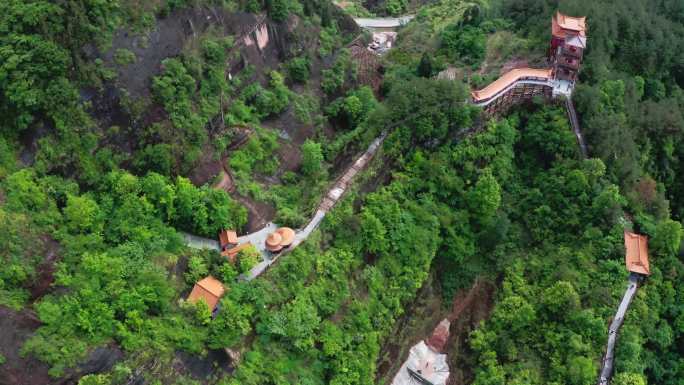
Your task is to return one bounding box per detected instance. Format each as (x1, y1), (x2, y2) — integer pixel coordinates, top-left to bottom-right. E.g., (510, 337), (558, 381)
(441, 24), (486, 65)
(301, 139), (324, 176)
(114, 49), (136, 66)
(237, 245), (260, 274)
(185, 255), (209, 284)
(286, 57), (311, 83)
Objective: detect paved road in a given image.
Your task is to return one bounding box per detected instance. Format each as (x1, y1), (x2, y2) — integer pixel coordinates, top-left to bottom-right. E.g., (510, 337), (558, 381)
(184, 133), (387, 281)
(181, 232), (220, 251)
(597, 273), (640, 385)
(354, 16), (414, 29)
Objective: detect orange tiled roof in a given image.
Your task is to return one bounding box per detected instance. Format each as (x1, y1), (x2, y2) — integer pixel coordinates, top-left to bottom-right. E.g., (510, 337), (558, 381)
(471, 68), (553, 102)
(266, 232), (283, 252)
(187, 276), (225, 310)
(276, 227), (295, 247)
(624, 231), (650, 275)
(218, 229), (238, 248)
(552, 11), (586, 38)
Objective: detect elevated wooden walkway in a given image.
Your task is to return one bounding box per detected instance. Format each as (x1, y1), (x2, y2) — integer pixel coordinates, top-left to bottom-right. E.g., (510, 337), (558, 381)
(597, 273), (640, 385)
(471, 68), (555, 114)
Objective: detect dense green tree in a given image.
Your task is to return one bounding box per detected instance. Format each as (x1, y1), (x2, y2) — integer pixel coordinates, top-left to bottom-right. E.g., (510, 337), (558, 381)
(417, 52), (434, 78)
(651, 219), (683, 256)
(286, 57), (311, 83)
(440, 24), (486, 65)
(301, 139), (324, 176)
(466, 168), (501, 223)
(62, 194), (103, 237)
(613, 373), (647, 385)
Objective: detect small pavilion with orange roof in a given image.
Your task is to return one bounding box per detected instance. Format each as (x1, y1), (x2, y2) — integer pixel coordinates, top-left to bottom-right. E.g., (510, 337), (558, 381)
(265, 227), (295, 253)
(187, 276), (226, 313)
(218, 229), (238, 250)
(624, 231), (650, 276)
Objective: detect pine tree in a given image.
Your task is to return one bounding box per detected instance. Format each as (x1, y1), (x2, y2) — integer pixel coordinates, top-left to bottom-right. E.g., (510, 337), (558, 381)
(417, 52), (433, 78)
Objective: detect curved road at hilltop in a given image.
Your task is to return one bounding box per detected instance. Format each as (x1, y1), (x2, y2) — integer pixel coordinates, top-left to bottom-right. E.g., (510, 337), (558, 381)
(353, 15), (414, 29)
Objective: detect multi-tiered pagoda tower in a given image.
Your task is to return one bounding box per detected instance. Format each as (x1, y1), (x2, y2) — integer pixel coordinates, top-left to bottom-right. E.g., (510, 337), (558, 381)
(549, 12), (587, 95)
(471, 11), (588, 112)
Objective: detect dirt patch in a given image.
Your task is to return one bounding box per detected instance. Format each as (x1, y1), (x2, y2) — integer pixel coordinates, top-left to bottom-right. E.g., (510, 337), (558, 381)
(262, 109), (312, 176)
(0, 306), (53, 385)
(188, 148), (224, 187)
(213, 170), (236, 193)
(446, 280), (496, 385)
(190, 125), (254, 186)
(174, 349), (232, 380)
(500, 58), (530, 74)
(233, 192), (276, 233)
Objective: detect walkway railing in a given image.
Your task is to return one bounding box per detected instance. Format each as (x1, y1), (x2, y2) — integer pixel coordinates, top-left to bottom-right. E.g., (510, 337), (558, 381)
(597, 273), (640, 385)
(471, 68), (554, 106)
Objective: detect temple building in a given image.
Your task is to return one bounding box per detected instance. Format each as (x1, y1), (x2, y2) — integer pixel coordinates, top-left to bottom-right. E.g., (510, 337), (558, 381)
(624, 231), (650, 276)
(550, 11), (587, 84)
(471, 11), (587, 113)
(187, 276), (226, 313)
(391, 319), (450, 385)
(218, 229), (238, 250)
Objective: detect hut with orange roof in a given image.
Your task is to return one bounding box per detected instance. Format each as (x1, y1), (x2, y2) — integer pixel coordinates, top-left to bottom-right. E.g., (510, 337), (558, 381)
(265, 227), (296, 253)
(276, 227), (295, 248)
(218, 229), (238, 251)
(265, 232), (283, 252)
(187, 276), (226, 313)
(624, 231), (650, 276)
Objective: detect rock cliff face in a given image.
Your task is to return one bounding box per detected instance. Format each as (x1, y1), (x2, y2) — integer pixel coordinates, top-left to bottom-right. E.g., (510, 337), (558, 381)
(90, 4), (358, 100)
(425, 318), (451, 353)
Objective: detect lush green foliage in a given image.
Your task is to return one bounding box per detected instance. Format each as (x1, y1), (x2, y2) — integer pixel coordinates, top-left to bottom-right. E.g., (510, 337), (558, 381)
(1, 0), (682, 384)
(440, 24), (486, 65)
(285, 56), (311, 83)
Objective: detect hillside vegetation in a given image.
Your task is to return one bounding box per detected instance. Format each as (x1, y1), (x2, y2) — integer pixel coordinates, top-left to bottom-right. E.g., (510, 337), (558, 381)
(0, 0), (682, 384)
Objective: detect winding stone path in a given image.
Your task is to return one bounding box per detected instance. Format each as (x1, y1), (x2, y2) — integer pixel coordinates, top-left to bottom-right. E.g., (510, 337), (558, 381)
(597, 273), (640, 385)
(184, 133), (387, 281)
(181, 232), (220, 251)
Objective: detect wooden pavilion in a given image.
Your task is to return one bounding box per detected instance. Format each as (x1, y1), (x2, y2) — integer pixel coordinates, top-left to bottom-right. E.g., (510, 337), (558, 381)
(265, 227), (295, 253)
(187, 276), (226, 312)
(218, 229), (238, 250)
(624, 231), (650, 276)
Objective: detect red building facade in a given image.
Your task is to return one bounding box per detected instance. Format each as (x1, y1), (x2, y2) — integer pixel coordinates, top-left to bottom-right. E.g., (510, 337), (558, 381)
(550, 12), (587, 83)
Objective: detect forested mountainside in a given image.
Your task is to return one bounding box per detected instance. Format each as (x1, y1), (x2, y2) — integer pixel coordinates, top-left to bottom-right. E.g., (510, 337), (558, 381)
(0, 1), (682, 385)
